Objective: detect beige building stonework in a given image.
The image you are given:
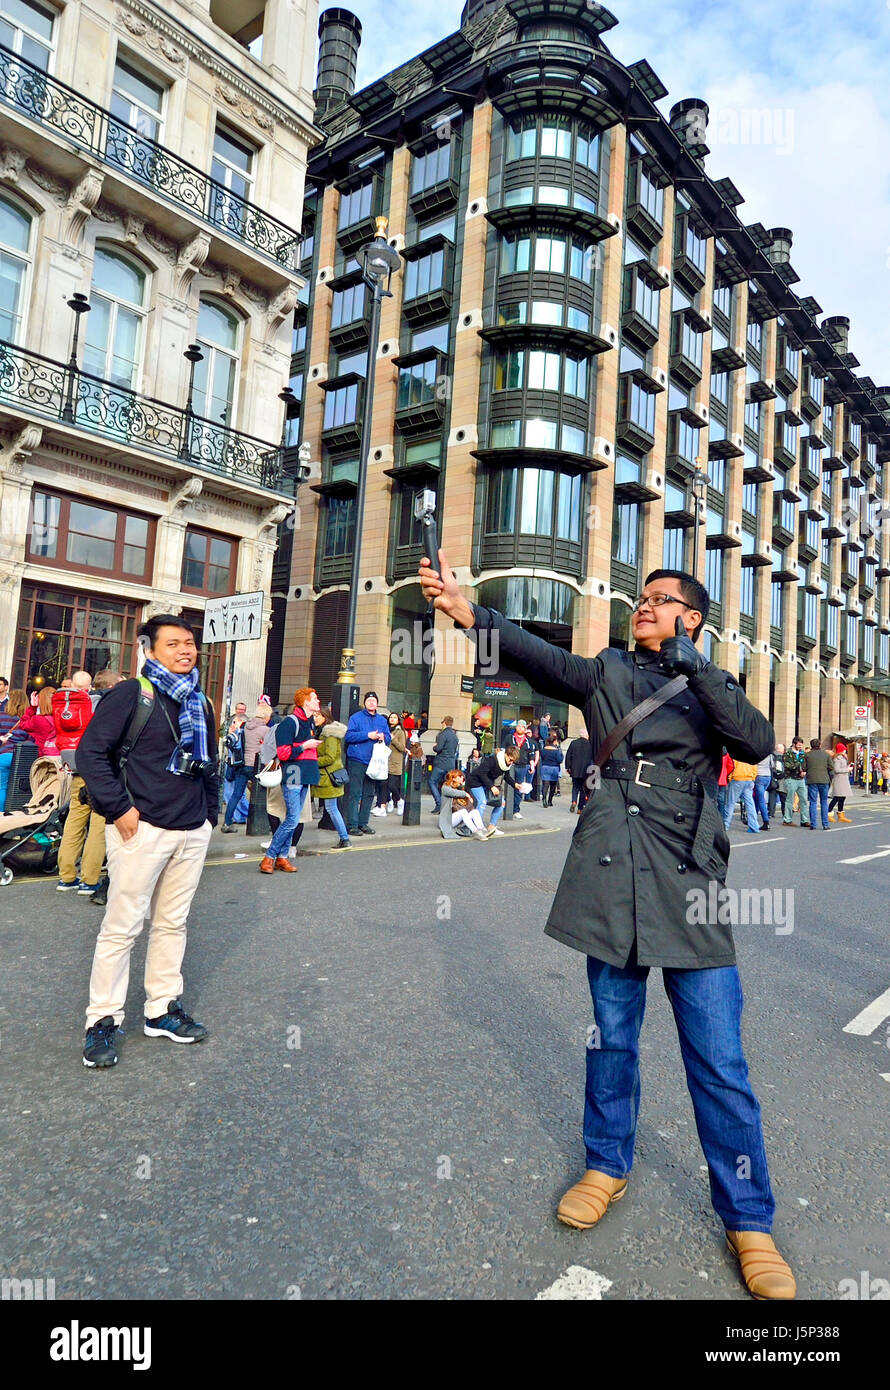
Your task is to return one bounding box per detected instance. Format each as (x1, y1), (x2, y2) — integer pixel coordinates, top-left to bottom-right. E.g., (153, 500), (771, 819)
(0, 0), (318, 709)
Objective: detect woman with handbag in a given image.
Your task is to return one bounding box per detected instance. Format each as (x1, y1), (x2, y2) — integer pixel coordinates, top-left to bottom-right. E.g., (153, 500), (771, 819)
(827, 742), (852, 822)
(259, 688), (321, 874)
(385, 711), (407, 815)
(314, 708), (351, 849)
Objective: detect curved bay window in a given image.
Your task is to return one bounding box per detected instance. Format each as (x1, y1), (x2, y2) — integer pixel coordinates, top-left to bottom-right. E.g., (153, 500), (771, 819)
(503, 114), (600, 215)
(499, 228), (597, 286)
(488, 338), (591, 463)
(317, 492), (356, 586)
(482, 463), (583, 574)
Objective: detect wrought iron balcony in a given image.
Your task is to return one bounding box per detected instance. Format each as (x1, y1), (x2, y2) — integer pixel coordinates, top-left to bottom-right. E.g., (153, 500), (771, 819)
(0, 339), (290, 496)
(0, 43), (301, 271)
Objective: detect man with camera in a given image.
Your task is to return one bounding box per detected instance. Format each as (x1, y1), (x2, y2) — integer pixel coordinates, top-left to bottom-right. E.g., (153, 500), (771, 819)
(77, 614), (218, 1069)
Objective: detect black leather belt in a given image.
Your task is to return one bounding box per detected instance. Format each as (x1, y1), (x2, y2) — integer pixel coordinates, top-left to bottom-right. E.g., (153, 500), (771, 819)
(601, 758), (717, 798)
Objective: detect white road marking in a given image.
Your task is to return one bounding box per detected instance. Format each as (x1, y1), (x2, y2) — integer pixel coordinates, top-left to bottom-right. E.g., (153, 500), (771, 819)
(843, 986), (890, 1036)
(880, 1075), (890, 1085)
(838, 845), (890, 865)
(732, 836), (786, 845)
(536, 1266), (613, 1300)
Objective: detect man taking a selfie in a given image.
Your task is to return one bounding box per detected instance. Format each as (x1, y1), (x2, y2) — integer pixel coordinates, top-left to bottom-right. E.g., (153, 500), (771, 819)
(77, 614), (218, 1070)
(419, 553), (796, 1301)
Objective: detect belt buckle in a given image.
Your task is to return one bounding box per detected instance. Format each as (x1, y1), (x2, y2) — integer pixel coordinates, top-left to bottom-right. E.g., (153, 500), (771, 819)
(634, 758), (655, 788)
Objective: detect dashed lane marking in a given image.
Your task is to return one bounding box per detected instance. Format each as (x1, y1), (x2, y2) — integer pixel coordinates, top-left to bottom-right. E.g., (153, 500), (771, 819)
(843, 986), (890, 1036)
(536, 1266), (613, 1300)
(837, 845), (890, 865)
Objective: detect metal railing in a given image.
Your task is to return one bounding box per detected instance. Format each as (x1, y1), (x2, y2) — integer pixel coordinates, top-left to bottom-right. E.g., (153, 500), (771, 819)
(0, 339), (291, 494)
(0, 44), (301, 271)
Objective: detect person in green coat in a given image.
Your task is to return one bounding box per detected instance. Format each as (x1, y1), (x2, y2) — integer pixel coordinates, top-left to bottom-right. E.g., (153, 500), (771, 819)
(313, 710), (351, 849)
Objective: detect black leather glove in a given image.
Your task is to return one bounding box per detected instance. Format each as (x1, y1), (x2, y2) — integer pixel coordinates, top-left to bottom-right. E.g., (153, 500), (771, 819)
(658, 616), (706, 677)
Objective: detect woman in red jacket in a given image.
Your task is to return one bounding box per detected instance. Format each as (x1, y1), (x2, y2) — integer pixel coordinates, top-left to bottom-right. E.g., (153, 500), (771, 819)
(716, 749), (734, 823)
(259, 686), (321, 874)
(19, 687), (59, 756)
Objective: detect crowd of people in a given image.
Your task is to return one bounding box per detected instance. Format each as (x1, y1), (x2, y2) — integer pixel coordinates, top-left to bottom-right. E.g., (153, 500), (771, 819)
(717, 736), (890, 833)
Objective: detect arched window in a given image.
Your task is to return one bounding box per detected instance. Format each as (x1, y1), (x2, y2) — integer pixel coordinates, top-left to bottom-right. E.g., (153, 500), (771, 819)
(83, 246), (147, 388)
(194, 297), (241, 429)
(0, 193), (33, 342)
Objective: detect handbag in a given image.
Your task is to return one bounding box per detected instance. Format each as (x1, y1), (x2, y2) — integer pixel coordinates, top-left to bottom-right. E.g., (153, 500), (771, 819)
(330, 766), (349, 786)
(366, 741), (389, 781)
(257, 759), (282, 788)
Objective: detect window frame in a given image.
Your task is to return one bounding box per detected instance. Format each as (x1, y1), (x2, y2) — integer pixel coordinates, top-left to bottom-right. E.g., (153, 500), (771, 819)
(26, 488), (156, 581)
(180, 525), (238, 597)
(0, 188), (34, 344)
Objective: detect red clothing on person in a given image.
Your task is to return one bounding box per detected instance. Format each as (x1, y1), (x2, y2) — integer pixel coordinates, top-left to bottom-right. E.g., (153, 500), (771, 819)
(403, 715), (415, 733)
(718, 753), (734, 787)
(18, 707), (58, 756)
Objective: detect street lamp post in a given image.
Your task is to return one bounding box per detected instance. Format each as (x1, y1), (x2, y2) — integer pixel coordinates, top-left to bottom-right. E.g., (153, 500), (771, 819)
(180, 343), (204, 460)
(691, 456), (708, 577)
(336, 217), (402, 725)
(61, 292), (91, 423)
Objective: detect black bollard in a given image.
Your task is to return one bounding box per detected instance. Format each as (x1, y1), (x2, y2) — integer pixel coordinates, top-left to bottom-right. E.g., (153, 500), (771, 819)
(402, 754), (424, 826)
(246, 778), (270, 837)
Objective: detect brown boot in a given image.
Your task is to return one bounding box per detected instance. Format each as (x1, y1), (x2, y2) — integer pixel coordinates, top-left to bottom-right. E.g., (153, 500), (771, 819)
(726, 1231), (796, 1300)
(556, 1169), (627, 1229)
(838, 812), (852, 822)
(259, 856), (275, 874)
(275, 856), (297, 872)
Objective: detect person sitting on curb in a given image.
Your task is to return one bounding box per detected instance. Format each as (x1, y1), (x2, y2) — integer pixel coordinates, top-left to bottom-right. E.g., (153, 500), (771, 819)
(438, 768), (496, 841)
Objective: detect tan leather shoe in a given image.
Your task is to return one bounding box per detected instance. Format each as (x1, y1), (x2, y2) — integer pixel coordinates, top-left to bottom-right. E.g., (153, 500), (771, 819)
(726, 1231), (796, 1300)
(838, 812), (852, 822)
(556, 1169), (628, 1229)
(259, 856), (275, 874)
(274, 856), (297, 872)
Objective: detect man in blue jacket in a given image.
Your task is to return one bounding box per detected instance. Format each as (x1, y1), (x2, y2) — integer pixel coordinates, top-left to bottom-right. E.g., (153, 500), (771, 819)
(343, 691), (391, 835)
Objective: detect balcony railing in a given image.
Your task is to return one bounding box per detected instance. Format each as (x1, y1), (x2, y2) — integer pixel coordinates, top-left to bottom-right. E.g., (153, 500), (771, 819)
(0, 339), (290, 495)
(0, 44), (301, 271)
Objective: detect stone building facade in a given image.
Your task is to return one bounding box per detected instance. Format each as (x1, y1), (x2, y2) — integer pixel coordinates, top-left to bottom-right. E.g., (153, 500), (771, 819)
(275, 0), (890, 747)
(0, 0), (318, 710)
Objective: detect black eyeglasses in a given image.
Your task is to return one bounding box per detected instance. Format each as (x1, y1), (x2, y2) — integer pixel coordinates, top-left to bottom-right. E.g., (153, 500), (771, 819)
(632, 593), (695, 613)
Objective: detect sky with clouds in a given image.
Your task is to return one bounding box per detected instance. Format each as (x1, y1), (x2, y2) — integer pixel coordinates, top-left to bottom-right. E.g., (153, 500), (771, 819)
(321, 0), (890, 385)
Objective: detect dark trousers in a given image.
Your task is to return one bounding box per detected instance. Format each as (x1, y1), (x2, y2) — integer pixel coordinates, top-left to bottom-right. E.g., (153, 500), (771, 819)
(387, 772), (402, 803)
(345, 758), (376, 830)
(767, 785), (786, 820)
(571, 776), (589, 810)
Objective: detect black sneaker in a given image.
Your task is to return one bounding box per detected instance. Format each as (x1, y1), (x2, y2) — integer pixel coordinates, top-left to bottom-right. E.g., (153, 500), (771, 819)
(83, 1016), (123, 1068)
(144, 999), (208, 1044)
(333, 838), (351, 849)
(90, 877), (109, 906)
(358, 826), (376, 835)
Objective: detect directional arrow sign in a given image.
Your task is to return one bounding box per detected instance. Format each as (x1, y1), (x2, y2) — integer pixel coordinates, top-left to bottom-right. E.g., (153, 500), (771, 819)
(203, 591), (264, 644)
(838, 845), (890, 866)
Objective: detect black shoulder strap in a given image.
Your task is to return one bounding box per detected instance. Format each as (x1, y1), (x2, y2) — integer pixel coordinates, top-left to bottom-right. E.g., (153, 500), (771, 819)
(593, 674), (689, 769)
(117, 676), (156, 781)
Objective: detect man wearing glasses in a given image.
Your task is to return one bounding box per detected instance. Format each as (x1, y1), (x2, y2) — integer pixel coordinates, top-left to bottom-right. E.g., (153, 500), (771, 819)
(419, 556), (795, 1300)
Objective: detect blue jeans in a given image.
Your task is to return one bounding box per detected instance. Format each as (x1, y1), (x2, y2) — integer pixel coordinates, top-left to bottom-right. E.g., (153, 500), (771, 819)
(807, 782), (829, 829)
(716, 785), (727, 822)
(724, 781), (758, 831)
(585, 955), (775, 1233)
(472, 785), (503, 825)
(224, 768), (252, 824)
(323, 796), (349, 841)
(0, 749), (13, 811)
(268, 782), (308, 859)
(344, 758), (375, 830)
(429, 766), (447, 811)
(753, 774), (771, 827)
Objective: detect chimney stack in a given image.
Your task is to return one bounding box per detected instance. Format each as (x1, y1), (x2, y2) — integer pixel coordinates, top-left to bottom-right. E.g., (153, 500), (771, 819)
(823, 316), (850, 355)
(670, 98), (709, 160)
(766, 227), (793, 267)
(314, 9), (362, 125)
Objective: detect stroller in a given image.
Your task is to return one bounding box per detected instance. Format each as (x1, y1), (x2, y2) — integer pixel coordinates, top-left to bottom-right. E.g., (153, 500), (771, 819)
(0, 754), (73, 886)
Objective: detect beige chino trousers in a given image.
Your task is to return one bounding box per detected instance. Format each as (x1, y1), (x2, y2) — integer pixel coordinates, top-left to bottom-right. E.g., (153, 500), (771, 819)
(57, 775), (107, 886)
(86, 817), (212, 1027)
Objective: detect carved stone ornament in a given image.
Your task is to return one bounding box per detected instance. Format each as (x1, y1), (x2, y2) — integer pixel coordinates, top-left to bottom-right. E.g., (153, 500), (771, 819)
(0, 144), (26, 183)
(266, 284), (299, 339)
(167, 476), (203, 513)
(124, 213), (145, 245)
(222, 268), (241, 299)
(0, 423), (43, 476)
(65, 169), (104, 246)
(92, 199), (120, 224)
(214, 81), (273, 133)
(25, 162), (68, 204)
(116, 7), (185, 67)
(145, 225), (178, 263)
(176, 231), (211, 297)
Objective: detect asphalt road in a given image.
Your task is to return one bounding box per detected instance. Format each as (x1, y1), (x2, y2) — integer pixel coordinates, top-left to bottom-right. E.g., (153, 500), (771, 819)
(2, 795), (889, 1301)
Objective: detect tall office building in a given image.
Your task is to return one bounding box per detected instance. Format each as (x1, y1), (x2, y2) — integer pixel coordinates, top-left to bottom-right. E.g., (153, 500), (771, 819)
(274, 0), (890, 743)
(0, 0), (318, 707)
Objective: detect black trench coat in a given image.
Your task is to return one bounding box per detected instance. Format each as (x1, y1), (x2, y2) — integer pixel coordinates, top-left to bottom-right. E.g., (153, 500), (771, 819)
(470, 606), (774, 969)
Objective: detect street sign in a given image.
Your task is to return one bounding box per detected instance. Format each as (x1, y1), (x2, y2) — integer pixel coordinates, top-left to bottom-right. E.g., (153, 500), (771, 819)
(460, 675), (474, 694)
(855, 706), (868, 719)
(202, 591), (264, 643)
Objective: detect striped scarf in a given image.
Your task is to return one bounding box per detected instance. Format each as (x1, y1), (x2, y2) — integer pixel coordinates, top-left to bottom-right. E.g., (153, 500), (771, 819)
(142, 657), (210, 769)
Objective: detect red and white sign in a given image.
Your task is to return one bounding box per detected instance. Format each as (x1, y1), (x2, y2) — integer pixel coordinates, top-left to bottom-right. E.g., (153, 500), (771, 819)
(855, 706), (868, 719)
